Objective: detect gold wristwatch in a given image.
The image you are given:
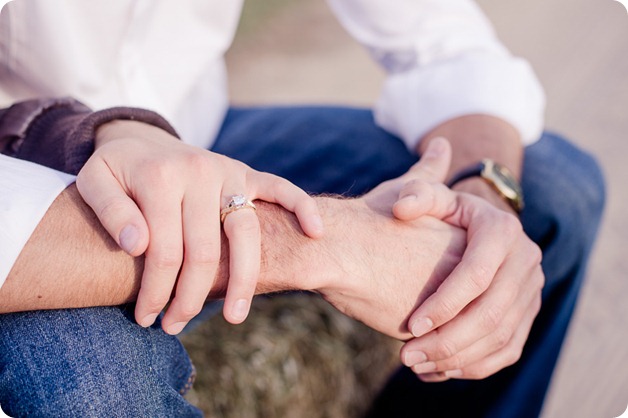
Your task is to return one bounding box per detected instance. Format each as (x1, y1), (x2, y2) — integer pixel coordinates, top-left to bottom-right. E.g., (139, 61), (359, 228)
(447, 159), (524, 213)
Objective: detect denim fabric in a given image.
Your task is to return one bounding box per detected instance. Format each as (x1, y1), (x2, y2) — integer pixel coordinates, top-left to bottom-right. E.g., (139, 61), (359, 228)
(0, 307), (201, 417)
(0, 106), (604, 417)
(215, 108), (605, 418)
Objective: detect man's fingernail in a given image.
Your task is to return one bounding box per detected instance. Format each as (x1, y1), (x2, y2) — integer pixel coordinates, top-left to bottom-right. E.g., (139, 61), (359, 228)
(231, 299), (250, 322)
(166, 321), (187, 335)
(139, 312), (159, 328)
(411, 317), (434, 337)
(445, 369), (463, 378)
(403, 350), (427, 366)
(411, 361), (437, 374)
(119, 225), (139, 254)
(425, 137), (447, 157)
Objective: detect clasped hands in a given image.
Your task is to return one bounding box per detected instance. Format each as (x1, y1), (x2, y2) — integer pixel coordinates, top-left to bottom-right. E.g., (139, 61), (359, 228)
(76, 122), (544, 382)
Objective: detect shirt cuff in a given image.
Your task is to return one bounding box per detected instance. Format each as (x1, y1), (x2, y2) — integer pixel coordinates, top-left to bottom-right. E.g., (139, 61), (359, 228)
(0, 154), (76, 288)
(373, 53), (546, 152)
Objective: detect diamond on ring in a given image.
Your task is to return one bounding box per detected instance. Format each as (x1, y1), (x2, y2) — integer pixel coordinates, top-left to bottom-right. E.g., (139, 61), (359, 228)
(220, 194), (256, 222)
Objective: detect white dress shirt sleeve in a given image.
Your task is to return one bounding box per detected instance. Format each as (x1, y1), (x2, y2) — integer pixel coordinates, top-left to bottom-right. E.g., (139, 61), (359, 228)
(326, 0), (545, 150)
(0, 154), (76, 288)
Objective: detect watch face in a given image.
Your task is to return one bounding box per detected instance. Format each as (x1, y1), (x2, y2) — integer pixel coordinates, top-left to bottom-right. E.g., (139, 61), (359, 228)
(481, 159), (524, 211)
(493, 165), (521, 198)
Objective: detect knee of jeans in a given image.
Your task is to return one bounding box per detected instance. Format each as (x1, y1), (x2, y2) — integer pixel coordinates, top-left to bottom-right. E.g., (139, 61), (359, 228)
(0, 307), (199, 417)
(555, 145), (605, 229)
(522, 133), (606, 281)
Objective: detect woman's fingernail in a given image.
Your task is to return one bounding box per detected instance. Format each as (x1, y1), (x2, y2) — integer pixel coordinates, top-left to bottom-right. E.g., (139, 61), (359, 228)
(411, 317), (434, 337)
(139, 312), (159, 328)
(166, 321), (187, 335)
(119, 225), (139, 254)
(403, 350), (428, 366)
(231, 299), (250, 322)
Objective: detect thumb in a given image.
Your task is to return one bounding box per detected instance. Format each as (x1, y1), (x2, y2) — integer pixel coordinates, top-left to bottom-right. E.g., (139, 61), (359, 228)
(393, 138), (453, 220)
(76, 159), (150, 256)
(404, 137), (452, 183)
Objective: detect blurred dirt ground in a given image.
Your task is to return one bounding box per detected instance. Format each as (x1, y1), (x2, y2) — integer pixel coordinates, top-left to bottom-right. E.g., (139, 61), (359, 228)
(182, 1), (628, 417)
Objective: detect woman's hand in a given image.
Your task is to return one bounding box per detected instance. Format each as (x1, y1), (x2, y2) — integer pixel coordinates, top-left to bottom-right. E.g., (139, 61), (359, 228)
(76, 120), (323, 334)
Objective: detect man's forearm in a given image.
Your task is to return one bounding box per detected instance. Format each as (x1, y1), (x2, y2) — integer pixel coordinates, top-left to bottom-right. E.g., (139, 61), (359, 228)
(0, 185), (144, 312)
(1, 181), (360, 314)
(0, 184), (318, 312)
(0, 183), (466, 341)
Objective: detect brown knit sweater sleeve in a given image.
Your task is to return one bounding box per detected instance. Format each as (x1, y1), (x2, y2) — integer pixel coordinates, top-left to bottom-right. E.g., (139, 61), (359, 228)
(0, 97), (179, 175)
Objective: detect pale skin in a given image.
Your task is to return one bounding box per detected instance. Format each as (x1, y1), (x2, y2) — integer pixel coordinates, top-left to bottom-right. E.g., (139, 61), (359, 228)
(0, 173), (468, 341)
(79, 120), (324, 333)
(0, 115), (544, 382)
(399, 115), (544, 382)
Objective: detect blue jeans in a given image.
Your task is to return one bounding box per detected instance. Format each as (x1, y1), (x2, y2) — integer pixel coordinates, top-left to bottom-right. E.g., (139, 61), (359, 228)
(0, 107), (605, 417)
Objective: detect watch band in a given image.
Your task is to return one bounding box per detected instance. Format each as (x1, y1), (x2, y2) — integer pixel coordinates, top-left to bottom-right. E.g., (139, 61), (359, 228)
(446, 161), (485, 188)
(447, 159), (524, 213)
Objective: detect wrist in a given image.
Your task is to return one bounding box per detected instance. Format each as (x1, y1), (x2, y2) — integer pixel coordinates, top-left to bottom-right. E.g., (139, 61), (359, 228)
(253, 197), (357, 295)
(95, 120), (178, 149)
(452, 178), (518, 215)
(305, 197), (369, 294)
(418, 115), (523, 181)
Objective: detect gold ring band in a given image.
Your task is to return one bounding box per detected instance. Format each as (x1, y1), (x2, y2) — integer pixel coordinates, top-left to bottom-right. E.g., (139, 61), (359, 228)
(220, 194), (256, 222)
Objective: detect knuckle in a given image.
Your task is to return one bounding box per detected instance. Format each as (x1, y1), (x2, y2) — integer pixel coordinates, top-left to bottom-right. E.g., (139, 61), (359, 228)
(532, 293), (543, 315)
(505, 347), (523, 367)
(433, 295), (459, 322)
(271, 178), (295, 198)
(176, 303), (203, 321)
(528, 242), (543, 266)
(151, 250), (183, 271)
(183, 152), (213, 176)
(433, 338), (458, 360)
(441, 355), (465, 371)
(405, 178), (425, 190)
(467, 263), (492, 293)
(480, 304), (504, 332)
(429, 297), (458, 326)
(141, 158), (168, 175)
(229, 219), (261, 236)
(142, 294), (170, 312)
(492, 326), (513, 349)
(184, 151), (208, 168)
(519, 239), (543, 270)
(140, 159), (177, 185)
(499, 212), (523, 236)
(535, 268), (546, 291)
(185, 241), (220, 267)
(96, 197), (130, 222)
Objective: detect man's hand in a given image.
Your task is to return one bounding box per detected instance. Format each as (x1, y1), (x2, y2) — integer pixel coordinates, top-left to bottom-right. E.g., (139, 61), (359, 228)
(311, 197), (465, 340)
(392, 137), (544, 381)
(76, 121), (323, 334)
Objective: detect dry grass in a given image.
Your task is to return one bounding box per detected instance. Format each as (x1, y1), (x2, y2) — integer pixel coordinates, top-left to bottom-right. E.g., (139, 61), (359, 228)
(180, 294), (401, 418)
